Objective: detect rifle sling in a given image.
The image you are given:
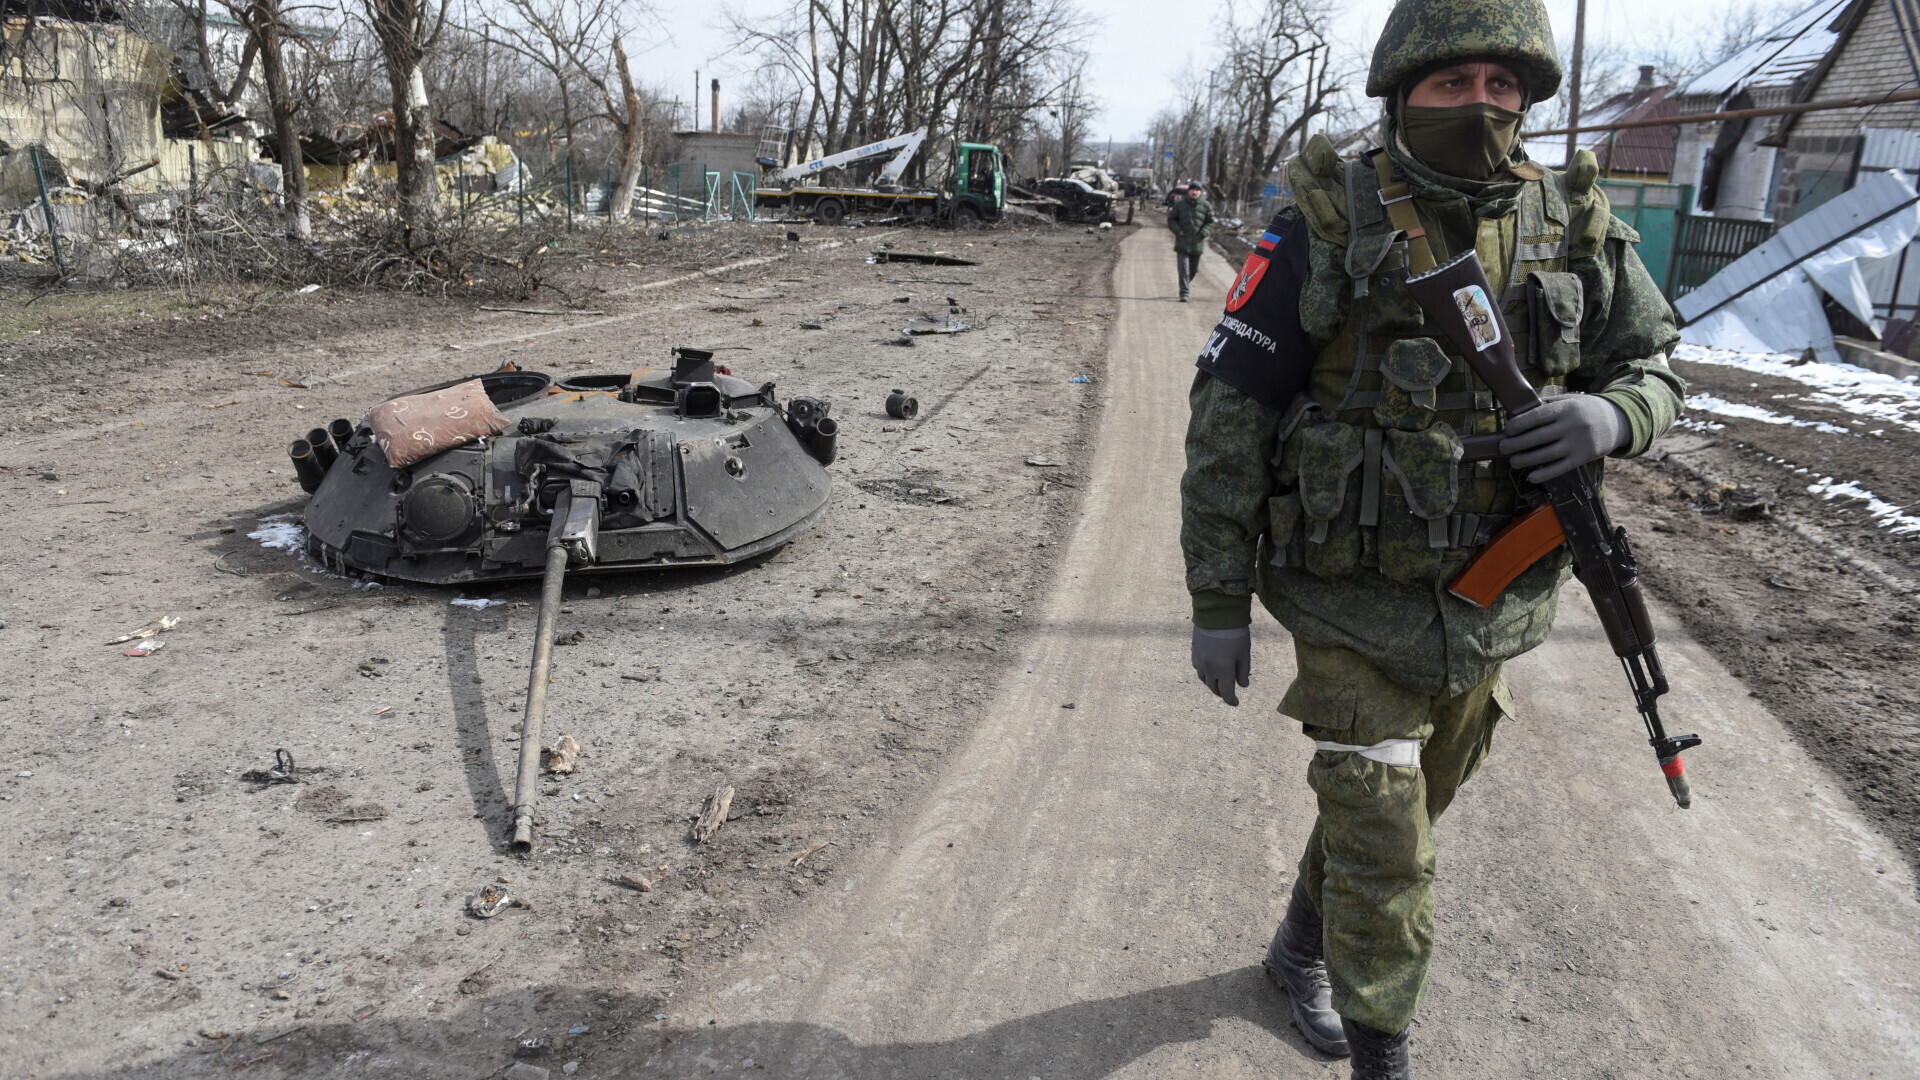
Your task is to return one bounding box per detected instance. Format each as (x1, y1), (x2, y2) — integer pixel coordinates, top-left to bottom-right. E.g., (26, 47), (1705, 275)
(1373, 153), (1436, 276)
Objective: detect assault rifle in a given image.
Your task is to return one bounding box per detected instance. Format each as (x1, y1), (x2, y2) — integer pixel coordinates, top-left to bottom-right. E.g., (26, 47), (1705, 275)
(1406, 250), (1700, 808)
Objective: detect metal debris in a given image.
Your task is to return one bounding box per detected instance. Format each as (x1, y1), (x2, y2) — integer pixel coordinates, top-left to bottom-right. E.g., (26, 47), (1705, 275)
(871, 251), (979, 266)
(901, 315), (971, 335)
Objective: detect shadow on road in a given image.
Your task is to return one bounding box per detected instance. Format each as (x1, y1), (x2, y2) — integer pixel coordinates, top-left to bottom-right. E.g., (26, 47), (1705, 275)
(81, 967), (1332, 1079)
(636, 966), (1324, 1077)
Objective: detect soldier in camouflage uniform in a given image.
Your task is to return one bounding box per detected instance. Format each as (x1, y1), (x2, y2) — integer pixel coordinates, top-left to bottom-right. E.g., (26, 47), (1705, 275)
(1169, 182), (1216, 301)
(1179, 1), (1684, 1076)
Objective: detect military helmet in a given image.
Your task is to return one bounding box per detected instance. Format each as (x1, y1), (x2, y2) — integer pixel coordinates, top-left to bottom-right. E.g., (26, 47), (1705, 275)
(1367, 0), (1562, 102)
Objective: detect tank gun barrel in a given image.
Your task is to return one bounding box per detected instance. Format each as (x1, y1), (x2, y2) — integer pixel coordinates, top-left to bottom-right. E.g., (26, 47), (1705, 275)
(510, 479), (602, 852)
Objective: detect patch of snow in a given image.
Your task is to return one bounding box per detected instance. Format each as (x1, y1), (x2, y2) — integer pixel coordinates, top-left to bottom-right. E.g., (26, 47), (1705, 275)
(1685, 394), (1852, 436)
(1674, 343), (1920, 435)
(1806, 476), (1920, 536)
(249, 514), (306, 551)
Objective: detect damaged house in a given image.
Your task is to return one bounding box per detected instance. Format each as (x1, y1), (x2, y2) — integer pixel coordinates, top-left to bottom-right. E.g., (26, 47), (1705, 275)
(0, 0), (256, 214)
(1670, 0), (1920, 226)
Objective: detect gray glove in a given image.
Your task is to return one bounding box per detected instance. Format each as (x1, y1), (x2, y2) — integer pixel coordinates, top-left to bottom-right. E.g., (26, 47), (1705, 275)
(1191, 626), (1251, 706)
(1498, 394), (1630, 483)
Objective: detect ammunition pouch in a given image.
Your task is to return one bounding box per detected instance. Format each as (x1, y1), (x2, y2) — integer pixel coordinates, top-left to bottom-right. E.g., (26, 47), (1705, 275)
(1374, 338), (1452, 431)
(1528, 271), (1585, 376)
(1375, 426), (1464, 583)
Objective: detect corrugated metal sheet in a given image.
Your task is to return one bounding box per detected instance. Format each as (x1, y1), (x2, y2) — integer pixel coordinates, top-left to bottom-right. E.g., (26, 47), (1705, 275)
(1861, 126), (1920, 171)
(1676, 168), (1920, 321)
(1527, 88), (1677, 172)
(1683, 0), (1850, 98)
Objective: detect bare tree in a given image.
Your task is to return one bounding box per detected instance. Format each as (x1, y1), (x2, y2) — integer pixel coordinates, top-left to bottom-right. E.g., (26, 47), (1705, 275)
(476, 0), (660, 221)
(364, 0), (454, 231)
(725, 0), (1098, 185)
(236, 0), (312, 238)
(1213, 0), (1347, 206)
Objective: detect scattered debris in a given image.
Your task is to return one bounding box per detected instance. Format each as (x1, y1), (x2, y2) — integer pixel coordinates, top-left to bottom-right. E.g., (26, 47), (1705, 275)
(883, 336), (916, 347)
(239, 749), (300, 786)
(1766, 574), (1813, 591)
(468, 884), (512, 918)
(153, 968), (181, 981)
(479, 306), (606, 316)
(617, 872), (654, 892)
(855, 477), (956, 505)
(296, 784), (386, 823)
(885, 389), (920, 420)
(567, 1023), (590, 1035)
(901, 315), (971, 335)
(1725, 486), (1775, 520)
(123, 639), (165, 657)
(871, 251), (978, 266)
(105, 615), (178, 646)
(1025, 456), (1062, 467)
(350, 1004), (380, 1022)
(691, 783), (735, 843)
(450, 597), (504, 610)
(1069, 375), (1092, 384)
(504, 1063), (551, 1080)
(792, 841), (832, 866)
(544, 734), (581, 775)
(798, 321), (825, 330)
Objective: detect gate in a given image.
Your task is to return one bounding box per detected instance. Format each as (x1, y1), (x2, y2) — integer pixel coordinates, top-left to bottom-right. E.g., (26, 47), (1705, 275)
(1598, 180), (1688, 296)
(1670, 214), (1773, 299)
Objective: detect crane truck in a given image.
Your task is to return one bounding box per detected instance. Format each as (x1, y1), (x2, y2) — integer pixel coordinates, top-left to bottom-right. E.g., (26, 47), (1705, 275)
(754, 129), (1006, 226)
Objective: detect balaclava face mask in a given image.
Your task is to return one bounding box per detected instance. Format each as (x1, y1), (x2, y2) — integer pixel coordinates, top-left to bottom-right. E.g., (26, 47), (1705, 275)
(1398, 93), (1526, 182)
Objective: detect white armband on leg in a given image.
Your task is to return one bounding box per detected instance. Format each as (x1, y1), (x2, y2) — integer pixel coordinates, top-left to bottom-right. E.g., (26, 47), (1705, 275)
(1312, 738), (1423, 768)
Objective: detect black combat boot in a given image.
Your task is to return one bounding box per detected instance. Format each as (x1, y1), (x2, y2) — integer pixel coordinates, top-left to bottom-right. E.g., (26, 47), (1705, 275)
(1341, 1018), (1410, 1080)
(1262, 879), (1348, 1055)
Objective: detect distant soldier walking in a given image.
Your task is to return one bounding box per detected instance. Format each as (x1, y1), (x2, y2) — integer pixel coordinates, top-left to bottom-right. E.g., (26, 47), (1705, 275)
(1168, 182), (1214, 302)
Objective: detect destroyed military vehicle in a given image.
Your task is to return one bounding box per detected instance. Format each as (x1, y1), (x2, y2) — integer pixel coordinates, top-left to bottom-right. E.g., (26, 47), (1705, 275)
(281, 346), (837, 851)
(284, 347), (837, 584)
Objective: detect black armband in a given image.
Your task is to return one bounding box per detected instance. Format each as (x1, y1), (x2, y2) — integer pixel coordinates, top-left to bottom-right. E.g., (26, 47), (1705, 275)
(1194, 206), (1313, 413)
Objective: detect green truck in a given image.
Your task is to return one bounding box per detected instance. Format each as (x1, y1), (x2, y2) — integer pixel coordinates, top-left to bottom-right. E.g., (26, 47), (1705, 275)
(754, 131), (1006, 226)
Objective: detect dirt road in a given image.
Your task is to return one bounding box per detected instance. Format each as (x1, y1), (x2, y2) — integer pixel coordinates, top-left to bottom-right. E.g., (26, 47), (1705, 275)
(0, 225), (1127, 1077)
(631, 227), (1920, 1077)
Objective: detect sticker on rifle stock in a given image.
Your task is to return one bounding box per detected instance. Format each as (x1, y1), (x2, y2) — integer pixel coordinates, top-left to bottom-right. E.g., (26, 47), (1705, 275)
(1451, 284), (1502, 351)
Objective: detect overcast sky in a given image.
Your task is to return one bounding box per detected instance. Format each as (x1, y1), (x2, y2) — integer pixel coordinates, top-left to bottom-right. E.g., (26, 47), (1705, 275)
(636, 0), (1788, 143)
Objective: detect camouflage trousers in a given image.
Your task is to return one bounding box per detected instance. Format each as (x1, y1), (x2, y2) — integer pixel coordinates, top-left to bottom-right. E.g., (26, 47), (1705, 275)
(1281, 639), (1511, 1034)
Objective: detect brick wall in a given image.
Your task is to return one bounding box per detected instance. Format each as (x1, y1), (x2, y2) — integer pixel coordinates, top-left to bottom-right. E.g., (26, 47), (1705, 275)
(1795, 0), (1920, 140)
(1774, 0), (1920, 221)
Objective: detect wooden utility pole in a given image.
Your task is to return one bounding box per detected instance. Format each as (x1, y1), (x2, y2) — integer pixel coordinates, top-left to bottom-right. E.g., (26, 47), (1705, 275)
(1564, 0), (1587, 166)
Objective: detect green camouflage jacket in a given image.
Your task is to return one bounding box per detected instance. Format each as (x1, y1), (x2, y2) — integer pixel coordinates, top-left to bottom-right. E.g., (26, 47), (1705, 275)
(1169, 196), (1216, 254)
(1180, 138), (1684, 696)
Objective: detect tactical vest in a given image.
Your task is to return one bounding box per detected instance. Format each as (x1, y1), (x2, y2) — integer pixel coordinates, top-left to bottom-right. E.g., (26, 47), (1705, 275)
(1269, 139), (1610, 588)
